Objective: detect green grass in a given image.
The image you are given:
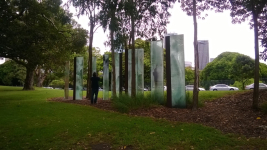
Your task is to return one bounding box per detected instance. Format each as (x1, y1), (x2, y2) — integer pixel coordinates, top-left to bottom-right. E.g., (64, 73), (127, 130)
(0, 86), (266, 149)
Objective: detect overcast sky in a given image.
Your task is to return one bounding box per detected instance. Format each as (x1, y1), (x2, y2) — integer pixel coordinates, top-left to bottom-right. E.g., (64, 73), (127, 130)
(63, 1), (266, 65)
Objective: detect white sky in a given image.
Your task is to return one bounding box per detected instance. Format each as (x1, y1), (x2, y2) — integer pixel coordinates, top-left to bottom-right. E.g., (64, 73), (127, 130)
(63, 1), (266, 65)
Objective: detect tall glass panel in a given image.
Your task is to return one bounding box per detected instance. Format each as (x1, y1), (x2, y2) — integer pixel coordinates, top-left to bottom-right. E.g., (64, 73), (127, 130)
(128, 49), (132, 96)
(111, 70), (113, 97)
(103, 54), (109, 100)
(75, 57), (84, 100)
(64, 61), (70, 99)
(151, 41), (164, 104)
(115, 53), (120, 97)
(92, 56), (96, 74)
(170, 35), (186, 107)
(135, 49), (144, 95)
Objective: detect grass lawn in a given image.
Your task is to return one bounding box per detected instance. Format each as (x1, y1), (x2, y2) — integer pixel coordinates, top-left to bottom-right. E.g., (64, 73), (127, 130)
(0, 86), (266, 149)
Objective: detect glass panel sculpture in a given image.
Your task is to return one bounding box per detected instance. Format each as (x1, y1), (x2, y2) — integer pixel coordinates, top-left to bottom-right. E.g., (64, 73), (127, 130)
(151, 41), (164, 104)
(103, 54), (109, 100)
(170, 35), (186, 107)
(135, 49), (144, 95)
(92, 56), (96, 74)
(115, 53), (120, 97)
(64, 61), (70, 99)
(74, 57), (84, 100)
(128, 49), (132, 96)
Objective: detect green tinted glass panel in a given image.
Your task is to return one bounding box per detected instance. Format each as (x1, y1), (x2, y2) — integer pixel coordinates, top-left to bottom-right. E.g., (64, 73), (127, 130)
(135, 49), (144, 95)
(64, 61), (70, 99)
(115, 53), (120, 97)
(75, 57), (84, 100)
(92, 56), (96, 74)
(128, 49), (132, 96)
(103, 54), (109, 100)
(151, 41), (164, 104)
(170, 35), (186, 107)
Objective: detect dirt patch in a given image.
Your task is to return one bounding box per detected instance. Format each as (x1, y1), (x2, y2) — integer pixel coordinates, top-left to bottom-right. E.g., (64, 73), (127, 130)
(49, 90), (267, 139)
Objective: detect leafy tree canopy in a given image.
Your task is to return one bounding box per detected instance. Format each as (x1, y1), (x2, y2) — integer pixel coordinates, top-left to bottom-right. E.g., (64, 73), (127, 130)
(0, 0), (87, 90)
(0, 60), (26, 86)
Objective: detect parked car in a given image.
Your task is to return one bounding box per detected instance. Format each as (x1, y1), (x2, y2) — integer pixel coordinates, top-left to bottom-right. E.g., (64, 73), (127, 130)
(185, 85), (205, 91)
(245, 83), (267, 90)
(164, 86), (167, 91)
(210, 84), (239, 91)
(144, 88), (148, 91)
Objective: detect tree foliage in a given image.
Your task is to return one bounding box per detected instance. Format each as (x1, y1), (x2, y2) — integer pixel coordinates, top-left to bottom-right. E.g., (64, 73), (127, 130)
(185, 67), (194, 84)
(230, 54), (255, 90)
(201, 52), (240, 81)
(0, 0), (87, 90)
(0, 60), (26, 86)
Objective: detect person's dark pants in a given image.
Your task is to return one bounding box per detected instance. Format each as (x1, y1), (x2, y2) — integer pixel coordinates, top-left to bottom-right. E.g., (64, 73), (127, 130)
(91, 88), (99, 104)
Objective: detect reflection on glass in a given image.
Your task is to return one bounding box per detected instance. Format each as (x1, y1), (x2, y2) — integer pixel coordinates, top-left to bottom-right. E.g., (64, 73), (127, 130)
(128, 49), (132, 96)
(103, 54), (109, 100)
(170, 35), (186, 107)
(115, 53), (120, 97)
(135, 49), (144, 95)
(151, 41), (164, 104)
(75, 57), (84, 100)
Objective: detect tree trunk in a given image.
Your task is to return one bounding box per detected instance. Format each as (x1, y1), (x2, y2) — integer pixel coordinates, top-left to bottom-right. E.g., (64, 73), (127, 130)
(131, 15), (136, 98)
(124, 40), (128, 94)
(36, 68), (47, 87)
(192, 0), (199, 110)
(252, 10), (259, 110)
(86, 19), (94, 99)
(23, 67), (35, 90)
(111, 30), (116, 97)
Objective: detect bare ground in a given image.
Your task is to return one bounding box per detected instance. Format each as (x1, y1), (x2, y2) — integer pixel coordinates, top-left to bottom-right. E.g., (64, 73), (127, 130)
(49, 90), (267, 139)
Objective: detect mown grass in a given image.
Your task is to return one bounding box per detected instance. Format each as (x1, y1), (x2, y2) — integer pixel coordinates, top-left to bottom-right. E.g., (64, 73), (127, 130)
(0, 86), (267, 149)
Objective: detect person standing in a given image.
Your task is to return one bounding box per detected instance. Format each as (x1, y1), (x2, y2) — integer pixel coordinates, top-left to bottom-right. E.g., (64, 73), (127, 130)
(91, 72), (100, 104)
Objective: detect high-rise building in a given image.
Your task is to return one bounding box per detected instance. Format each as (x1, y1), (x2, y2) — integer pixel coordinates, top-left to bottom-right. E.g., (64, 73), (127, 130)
(210, 58), (214, 62)
(198, 40), (209, 70)
(185, 61), (192, 68)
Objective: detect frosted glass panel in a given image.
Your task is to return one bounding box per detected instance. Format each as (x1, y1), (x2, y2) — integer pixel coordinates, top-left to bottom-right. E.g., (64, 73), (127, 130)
(135, 49), (144, 95)
(170, 35), (186, 107)
(103, 54), (109, 100)
(151, 41), (164, 104)
(92, 56), (96, 74)
(75, 57), (84, 100)
(115, 53), (120, 97)
(198, 40), (209, 70)
(128, 49), (132, 96)
(64, 61), (70, 99)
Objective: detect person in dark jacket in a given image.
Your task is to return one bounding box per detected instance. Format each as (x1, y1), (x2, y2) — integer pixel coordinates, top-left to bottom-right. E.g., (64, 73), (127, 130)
(91, 72), (100, 104)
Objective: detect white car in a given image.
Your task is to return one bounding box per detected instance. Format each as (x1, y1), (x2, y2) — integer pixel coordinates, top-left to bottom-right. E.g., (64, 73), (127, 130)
(245, 83), (267, 90)
(210, 84), (239, 91)
(185, 85), (205, 91)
